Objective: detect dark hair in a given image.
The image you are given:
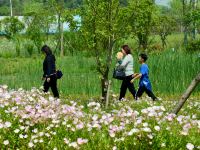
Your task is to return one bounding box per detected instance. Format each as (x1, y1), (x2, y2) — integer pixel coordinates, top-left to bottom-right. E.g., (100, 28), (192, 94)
(41, 45), (52, 55)
(139, 53), (148, 62)
(122, 45), (131, 54)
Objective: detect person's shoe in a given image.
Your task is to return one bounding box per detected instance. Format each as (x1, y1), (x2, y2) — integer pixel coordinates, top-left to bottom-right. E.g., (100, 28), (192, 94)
(119, 98), (125, 101)
(153, 97), (158, 101)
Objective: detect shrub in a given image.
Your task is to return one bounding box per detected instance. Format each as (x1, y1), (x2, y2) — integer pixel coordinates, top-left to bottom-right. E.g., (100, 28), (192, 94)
(186, 39), (200, 52)
(24, 41), (35, 56)
(148, 43), (163, 52)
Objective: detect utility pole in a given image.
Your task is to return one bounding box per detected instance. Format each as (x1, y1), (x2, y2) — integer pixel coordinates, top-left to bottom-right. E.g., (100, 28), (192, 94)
(10, 0), (13, 16)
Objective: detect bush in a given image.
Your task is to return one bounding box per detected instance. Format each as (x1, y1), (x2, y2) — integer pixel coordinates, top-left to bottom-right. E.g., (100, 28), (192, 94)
(148, 43), (163, 52)
(186, 39), (200, 52)
(24, 41), (35, 56)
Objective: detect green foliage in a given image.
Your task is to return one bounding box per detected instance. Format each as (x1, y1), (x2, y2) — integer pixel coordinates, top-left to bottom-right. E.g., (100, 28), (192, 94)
(184, 8), (200, 33)
(0, 50), (199, 96)
(169, 0), (182, 23)
(63, 31), (86, 56)
(80, 0), (131, 99)
(186, 39), (200, 52)
(0, 5), (10, 15)
(128, 0), (156, 50)
(64, 0), (82, 8)
(80, 0), (128, 70)
(24, 1), (55, 54)
(0, 0), (82, 15)
(0, 17), (25, 56)
(154, 15), (176, 48)
(24, 40), (35, 56)
(0, 17), (24, 40)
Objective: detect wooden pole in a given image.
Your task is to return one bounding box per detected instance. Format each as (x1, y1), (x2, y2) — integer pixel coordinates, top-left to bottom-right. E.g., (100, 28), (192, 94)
(172, 72), (200, 114)
(106, 80), (111, 109)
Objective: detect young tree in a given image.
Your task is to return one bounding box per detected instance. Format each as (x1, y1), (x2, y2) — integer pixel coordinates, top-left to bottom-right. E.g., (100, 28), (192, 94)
(48, 0), (75, 56)
(24, 1), (55, 54)
(128, 0), (156, 50)
(170, 0), (200, 45)
(155, 15), (176, 48)
(80, 0), (129, 101)
(1, 17), (25, 56)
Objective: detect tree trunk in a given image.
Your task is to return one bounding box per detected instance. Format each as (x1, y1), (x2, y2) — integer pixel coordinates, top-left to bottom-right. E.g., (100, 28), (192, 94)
(101, 75), (109, 101)
(183, 0), (188, 45)
(138, 33), (148, 50)
(192, 0), (196, 40)
(161, 34), (167, 48)
(172, 72), (200, 114)
(60, 22), (64, 57)
(106, 80), (111, 109)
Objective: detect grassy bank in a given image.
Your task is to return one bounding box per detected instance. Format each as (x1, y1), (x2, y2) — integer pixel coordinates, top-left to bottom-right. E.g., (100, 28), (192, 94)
(0, 50), (199, 97)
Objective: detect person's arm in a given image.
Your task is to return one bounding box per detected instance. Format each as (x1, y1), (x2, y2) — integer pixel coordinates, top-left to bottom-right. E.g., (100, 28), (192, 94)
(130, 73), (142, 83)
(42, 59), (47, 80)
(132, 73), (139, 78)
(45, 56), (53, 82)
(117, 55), (129, 69)
(46, 56), (52, 77)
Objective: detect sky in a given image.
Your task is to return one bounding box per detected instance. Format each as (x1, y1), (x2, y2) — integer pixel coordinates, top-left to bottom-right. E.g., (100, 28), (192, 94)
(155, 0), (171, 6)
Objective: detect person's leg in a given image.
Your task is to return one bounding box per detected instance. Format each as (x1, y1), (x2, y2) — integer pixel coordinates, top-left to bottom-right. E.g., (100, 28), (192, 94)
(127, 76), (136, 99)
(136, 86), (145, 100)
(119, 78), (128, 100)
(145, 88), (157, 101)
(43, 79), (50, 93)
(50, 76), (59, 98)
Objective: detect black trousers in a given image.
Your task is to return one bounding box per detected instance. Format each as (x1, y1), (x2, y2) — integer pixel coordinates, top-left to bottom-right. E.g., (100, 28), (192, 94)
(136, 86), (156, 100)
(43, 75), (59, 98)
(119, 75), (136, 100)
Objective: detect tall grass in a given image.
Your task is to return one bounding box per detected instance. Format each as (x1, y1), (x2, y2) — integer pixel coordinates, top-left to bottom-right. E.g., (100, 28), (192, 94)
(0, 50), (199, 97)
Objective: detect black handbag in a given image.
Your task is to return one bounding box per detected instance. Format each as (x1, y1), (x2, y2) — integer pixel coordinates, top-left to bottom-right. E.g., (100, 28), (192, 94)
(113, 68), (125, 80)
(56, 70), (63, 79)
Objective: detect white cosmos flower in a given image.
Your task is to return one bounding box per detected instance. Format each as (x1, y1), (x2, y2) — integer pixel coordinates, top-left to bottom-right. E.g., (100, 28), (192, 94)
(141, 109), (148, 114)
(180, 130), (188, 136)
(39, 139), (44, 143)
(143, 123), (148, 127)
(64, 138), (70, 144)
(2, 85), (8, 89)
(0, 123), (3, 129)
(28, 142), (34, 148)
(33, 128), (38, 133)
(142, 127), (151, 132)
(39, 132), (44, 137)
(5, 122), (11, 128)
(19, 134), (24, 139)
(69, 142), (78, 148)
(147, 134), (153, 139)
(33, 139), (38, 143)
(45, 133), (50, 137)
(3, 140), (9, 145)
(161, 143), (166, 147)
(154, 126), (161, 131)
(14, 129), (20, 133)
(109, 132), (115, 138)
(20, 126), (25, 130)
(186, 143), (194, 150)
(128, 128), (139, 136)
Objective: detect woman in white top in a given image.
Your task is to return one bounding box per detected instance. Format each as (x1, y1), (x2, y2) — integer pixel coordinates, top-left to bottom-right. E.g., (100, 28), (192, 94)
(118, 45), (136, 100)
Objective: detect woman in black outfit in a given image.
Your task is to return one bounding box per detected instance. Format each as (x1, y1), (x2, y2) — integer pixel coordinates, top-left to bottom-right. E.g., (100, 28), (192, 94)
(41, 45), (59, 98)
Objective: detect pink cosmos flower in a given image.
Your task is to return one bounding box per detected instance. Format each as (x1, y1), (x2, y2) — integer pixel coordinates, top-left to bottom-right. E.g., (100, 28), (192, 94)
(77, 138), (88, 145)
